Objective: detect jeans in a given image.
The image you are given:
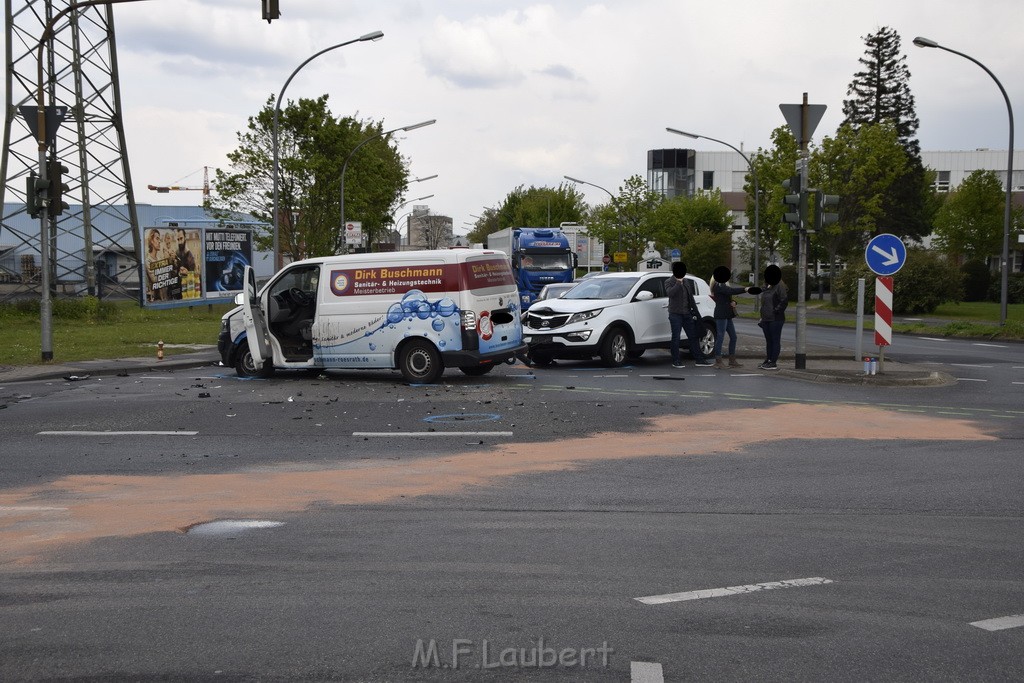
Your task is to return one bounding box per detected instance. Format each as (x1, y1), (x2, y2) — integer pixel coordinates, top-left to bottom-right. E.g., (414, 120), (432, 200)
(670, 312), (706, 363)
(759, 319), (785, 363)
(713, 317), (737, 358)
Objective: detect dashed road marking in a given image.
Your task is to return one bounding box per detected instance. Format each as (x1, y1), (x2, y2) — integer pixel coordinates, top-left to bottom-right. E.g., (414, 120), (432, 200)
(631, 661), (665, 682)
(635, 577), (833, 605)
(970, 614), (1024, 632)
(38, 430), (199, 436)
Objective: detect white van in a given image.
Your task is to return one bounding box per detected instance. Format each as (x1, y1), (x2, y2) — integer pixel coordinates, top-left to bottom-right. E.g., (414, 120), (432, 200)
(217, 249), (527, 383)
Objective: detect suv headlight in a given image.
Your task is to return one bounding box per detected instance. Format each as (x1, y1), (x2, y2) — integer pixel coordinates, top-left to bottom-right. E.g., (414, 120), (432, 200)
(567, 308), (602, 325)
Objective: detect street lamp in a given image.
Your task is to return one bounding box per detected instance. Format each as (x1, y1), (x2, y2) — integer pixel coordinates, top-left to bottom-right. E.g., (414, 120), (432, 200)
(563, 174), (620, 254)
(390, 195), (434, 250)
(339, 119), (435, 253)
(272, 30), (383, 269)
(666, 127), (761, 291)
(913, 36), (1015, 326)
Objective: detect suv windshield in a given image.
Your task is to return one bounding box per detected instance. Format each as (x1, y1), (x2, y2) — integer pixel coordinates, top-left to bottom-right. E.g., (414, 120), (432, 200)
(563, 276), (640, 300)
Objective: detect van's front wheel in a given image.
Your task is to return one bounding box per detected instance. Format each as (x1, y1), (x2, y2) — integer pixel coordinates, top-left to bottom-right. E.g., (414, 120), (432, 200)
(235, 345), (274, 378)
(399, 339), (443, 384)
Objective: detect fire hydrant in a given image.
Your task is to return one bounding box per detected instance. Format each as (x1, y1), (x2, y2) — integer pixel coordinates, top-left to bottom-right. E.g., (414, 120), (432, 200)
(157, 340), (164, 361)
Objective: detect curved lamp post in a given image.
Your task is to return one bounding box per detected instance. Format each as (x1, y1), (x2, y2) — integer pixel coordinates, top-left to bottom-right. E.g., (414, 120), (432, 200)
(564, 174), (620, 255)
(272, 30), (383, 268)
(339, 119), (436, 253)
(913, 36), (1015, 326)
(394, 197), (435, 249)
(666, 127), (761, 290)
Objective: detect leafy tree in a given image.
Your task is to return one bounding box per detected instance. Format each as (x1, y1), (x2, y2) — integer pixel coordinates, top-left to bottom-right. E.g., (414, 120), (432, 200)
(208, 95), (409, 260)
(649, 190), (733, 279)
(842, 26), (933, 240)
(585, 175), (662, 267)
(465, 207), (499, 245)
(933, 170), (1007, 262)
(810, 122), (908, 303)
(494, 183), (587, 230)
(735, 127), (800, 271)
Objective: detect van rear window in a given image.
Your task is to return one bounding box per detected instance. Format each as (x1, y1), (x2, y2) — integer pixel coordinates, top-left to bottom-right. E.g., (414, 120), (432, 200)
(462, 257), (515, 293)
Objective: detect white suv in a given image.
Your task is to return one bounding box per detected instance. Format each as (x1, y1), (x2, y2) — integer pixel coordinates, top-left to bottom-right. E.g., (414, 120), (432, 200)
(522, 271), (715, 367)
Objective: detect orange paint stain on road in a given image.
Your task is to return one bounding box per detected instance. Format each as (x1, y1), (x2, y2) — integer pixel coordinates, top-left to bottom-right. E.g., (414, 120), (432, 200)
(0, 404), (996, 566)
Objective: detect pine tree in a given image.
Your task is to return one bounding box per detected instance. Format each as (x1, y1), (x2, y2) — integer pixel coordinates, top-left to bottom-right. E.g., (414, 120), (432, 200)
(842, 27), (933, 240)
(843, 26), (920, 159)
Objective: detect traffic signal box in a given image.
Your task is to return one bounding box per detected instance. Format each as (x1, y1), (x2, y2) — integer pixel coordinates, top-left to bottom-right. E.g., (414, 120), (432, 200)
(815, 192), (839, 230)
(26, 172), (48, 219)
(781, 174), (803, 229)
(48, 160), (70, 216)
(262, 0), (280, 22)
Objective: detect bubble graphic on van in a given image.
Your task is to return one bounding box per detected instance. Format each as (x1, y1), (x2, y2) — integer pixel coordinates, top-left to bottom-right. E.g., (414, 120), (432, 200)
(434, 297), (457, 317)
(386, 303), (405, 324)
(431, 318), (445, 332)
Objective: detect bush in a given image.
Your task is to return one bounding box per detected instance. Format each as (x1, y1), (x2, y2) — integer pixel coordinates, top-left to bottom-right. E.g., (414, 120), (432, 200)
(960, 260), (992, 302)
(835, 248), (962, 314)
(987, 271), (1024, 304)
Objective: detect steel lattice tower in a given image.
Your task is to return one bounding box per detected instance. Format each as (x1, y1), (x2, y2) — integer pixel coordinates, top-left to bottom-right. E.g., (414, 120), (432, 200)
(1, 0), (140, 299)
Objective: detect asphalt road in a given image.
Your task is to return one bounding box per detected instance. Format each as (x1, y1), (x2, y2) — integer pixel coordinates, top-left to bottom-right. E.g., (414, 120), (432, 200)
(1, 332), (1021, 681)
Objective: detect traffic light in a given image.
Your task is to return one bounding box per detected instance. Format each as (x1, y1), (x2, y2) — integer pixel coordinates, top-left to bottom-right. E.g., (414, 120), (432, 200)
(816, 191), (839, 230)
(48, 159), (70, 216)
(25, 172), (48, 219)
(262, 0), (280, 22)
(781, 174), (802, 229)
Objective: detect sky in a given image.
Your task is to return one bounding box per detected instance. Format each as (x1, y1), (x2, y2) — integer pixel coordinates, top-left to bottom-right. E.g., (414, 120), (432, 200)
(10, 0), (1022, 236)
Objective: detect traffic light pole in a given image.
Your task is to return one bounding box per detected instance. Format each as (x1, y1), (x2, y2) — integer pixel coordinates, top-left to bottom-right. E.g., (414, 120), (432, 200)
(795, 156), (808, 370)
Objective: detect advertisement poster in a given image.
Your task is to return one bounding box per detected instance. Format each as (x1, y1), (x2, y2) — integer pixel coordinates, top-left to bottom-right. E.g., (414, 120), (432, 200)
(143, 227), (203, 303)
(204, 229), (252, 298)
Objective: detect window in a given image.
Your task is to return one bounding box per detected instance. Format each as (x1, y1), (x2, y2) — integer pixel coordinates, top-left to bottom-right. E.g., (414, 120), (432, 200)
(703, 170), (714, 190)
(934, 170), (951, 192)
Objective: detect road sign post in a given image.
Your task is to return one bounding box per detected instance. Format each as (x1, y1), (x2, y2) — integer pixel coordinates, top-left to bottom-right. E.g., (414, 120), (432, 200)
(865, 234), (906, 374)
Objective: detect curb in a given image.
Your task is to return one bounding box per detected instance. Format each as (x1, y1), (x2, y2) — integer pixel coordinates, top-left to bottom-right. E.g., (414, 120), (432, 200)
(777, 369), (956, 387)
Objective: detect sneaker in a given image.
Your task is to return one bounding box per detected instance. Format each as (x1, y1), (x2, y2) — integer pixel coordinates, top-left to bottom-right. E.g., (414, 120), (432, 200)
(672, 361), (686, 368)
(763, 361), (779, 370)
(757, 360), (770, 369)
(695, 359), (714, 367)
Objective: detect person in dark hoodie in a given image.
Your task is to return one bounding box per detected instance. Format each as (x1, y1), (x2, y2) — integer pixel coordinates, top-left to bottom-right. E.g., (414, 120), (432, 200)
(757, 264), (788, 370)
(666, 261), (714, 369)
(708, 265), (760, 369)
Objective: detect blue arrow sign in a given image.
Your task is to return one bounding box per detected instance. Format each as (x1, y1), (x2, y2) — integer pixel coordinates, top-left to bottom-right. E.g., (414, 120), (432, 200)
(865, 233), (907, 276)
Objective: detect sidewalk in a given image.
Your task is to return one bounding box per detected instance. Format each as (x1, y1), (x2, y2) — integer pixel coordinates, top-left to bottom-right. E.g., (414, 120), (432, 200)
(0, 342), (953, 387)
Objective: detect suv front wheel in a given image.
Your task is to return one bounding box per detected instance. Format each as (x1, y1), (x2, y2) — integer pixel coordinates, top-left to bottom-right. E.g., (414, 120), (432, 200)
(600, 327), (631, 367)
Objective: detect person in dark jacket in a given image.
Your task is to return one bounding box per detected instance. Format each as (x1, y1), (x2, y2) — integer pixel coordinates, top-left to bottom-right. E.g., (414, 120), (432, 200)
(709, 265), (760, 369)
(757, 264), (788, 370)
(666, 261), (714, 368)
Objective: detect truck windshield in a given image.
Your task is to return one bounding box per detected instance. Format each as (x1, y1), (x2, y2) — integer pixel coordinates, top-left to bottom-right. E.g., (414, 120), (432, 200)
(522, 253), (573, 271)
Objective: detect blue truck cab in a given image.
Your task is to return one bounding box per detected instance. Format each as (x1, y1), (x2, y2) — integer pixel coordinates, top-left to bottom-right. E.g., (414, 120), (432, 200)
(487, 227), (577, 309)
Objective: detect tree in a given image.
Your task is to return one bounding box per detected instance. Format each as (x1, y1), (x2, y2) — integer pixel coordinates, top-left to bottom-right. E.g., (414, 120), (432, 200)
(933, 170), (1007, 263)
(584, 175), (662, 267)
(842, 26), (933, 240)
(207, 95), (409, 261)
(810, 121), (908, 303)
(494, 183), (588, 229)
(465, 207), (499, 245)
(649, 190), (733, 279)
(735, 126), (800, 270)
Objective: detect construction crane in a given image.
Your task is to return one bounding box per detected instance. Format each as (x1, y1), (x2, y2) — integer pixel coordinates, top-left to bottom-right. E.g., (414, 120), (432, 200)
(148, 166), (210, 199)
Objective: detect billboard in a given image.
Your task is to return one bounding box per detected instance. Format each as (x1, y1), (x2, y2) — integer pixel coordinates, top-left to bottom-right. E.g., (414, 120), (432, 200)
(143, 227), (202, 303)
(204, 228), (253, 298)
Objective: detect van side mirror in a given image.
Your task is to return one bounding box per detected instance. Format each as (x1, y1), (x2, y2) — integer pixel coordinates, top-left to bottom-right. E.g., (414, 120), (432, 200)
(234, 293), (244, 305)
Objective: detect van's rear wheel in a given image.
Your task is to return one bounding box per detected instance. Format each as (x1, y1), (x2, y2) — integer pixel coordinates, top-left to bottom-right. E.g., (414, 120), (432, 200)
(235, 345), (274, 378)
(399, 339), (443, 384)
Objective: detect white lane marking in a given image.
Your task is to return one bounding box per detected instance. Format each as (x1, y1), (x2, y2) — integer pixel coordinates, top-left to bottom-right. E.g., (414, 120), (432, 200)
(631, 661), (665, 683)
(0, 506), (68, 512)
(38, 430), (199, 436)
(951, 363), (993, 368)
(635, 577), (833, 605)
(920, 337), (947, 342)
(970, 614), (1024, 632)
(955, 378), (988, 382)
(352, 431), (513, 437)
(1013, 382), (1024, 385)
(972, 343), (1007, 348)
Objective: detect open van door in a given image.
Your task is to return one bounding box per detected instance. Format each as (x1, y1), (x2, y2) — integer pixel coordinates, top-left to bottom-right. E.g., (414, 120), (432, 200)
(240, 266), (271, 372)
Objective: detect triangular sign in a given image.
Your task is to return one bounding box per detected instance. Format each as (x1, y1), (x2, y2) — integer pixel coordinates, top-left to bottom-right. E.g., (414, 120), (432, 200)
(779, 103), (826, 146)
(19, 105), (68, 148)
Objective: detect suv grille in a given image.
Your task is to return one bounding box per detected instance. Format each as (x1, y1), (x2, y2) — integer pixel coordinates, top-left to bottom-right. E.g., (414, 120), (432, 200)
(524, 309), (571, 330)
